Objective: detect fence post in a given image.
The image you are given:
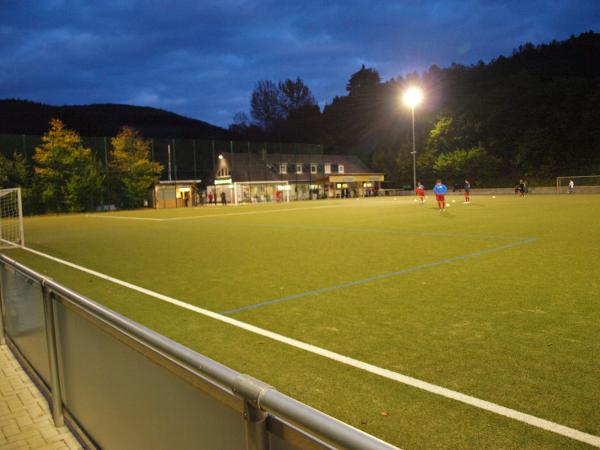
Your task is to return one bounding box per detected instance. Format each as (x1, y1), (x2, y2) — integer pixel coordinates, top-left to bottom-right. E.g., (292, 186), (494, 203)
(0, 263), (5, 345)
(42, 283), (64, 427)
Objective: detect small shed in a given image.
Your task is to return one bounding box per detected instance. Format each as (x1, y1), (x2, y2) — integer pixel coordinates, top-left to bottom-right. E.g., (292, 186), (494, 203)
(152, 180), (202, 209)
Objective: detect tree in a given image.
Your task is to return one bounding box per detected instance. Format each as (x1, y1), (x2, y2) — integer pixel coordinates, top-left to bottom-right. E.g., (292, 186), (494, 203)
(433, 147), (501, 185)
(250, 80), (285, 131)
(0, 153), (28, 188)
(249, 78), (319, 140)
(278, 78), (317, 113)
(0, 152), (39, 214)
(33, 119), (103, 212)
(426, 115), (481, 155)
(346, 65), (381, 95)
(110, 127), (163, 208)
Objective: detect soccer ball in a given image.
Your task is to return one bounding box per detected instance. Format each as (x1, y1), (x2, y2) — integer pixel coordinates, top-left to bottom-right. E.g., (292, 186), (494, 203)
(414, 199), (418, 202)
(446, 203), (450, 207)
(492, 196), (496, 198)
(452, 200), (456, 203)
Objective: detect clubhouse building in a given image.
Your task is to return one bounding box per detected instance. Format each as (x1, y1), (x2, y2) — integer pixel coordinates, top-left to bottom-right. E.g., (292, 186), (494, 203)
(209, 152), (384, 204)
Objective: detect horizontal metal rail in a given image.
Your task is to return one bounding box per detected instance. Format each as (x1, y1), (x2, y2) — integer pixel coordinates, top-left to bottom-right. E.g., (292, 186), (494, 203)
(0, 253), (399, 450)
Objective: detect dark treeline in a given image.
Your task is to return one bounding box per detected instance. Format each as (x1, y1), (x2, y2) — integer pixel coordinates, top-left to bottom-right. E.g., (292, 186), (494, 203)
(232, 31), (600, 187)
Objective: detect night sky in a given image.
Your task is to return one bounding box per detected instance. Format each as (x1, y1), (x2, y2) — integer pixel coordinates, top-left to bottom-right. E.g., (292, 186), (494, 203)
(1, 0), (599, 127)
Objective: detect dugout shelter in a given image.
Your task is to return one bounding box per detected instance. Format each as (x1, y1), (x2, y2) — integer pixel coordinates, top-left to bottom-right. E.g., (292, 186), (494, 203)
(152, 180), (202, 208)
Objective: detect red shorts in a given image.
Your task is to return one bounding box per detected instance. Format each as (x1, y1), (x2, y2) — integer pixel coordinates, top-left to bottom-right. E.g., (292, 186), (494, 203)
(464, 191), (470, 197)
(435, 194), (445, 202)
(416, 189), (425, 196)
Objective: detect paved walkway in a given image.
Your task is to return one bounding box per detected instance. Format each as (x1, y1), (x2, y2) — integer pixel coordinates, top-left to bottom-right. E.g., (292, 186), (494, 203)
(0, 344), (83, 450)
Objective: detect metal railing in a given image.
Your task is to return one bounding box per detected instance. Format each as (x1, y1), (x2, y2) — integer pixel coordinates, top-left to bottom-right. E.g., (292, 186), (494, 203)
(0, 254), (399, 450)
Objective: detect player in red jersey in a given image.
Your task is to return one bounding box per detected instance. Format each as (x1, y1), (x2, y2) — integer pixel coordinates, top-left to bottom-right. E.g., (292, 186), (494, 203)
(416, 181), (426, 204)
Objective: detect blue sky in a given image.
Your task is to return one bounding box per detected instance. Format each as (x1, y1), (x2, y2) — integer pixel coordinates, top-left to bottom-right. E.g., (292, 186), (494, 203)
(1, 0), (599, 127)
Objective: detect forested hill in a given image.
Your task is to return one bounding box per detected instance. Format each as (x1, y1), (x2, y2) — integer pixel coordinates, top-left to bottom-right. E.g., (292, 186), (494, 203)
(234, 31), (600, 184)
(0, 100), (229, 139)
(326, 31), (600, 183)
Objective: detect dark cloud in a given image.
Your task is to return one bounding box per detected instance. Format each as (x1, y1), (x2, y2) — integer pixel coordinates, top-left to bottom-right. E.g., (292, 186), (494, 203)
(1, 0), (599, 127)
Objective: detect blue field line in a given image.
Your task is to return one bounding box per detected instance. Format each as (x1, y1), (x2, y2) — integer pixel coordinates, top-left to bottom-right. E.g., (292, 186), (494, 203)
(220, 237), (537, 316)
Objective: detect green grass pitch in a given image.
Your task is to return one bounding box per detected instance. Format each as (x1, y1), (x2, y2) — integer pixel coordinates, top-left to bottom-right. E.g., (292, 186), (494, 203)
(6, 194), (600, 449)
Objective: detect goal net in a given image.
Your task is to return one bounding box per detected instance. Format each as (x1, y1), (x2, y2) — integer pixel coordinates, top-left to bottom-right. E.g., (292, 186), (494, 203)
(233, 181), (290, 205)
(0, 188), (24, 248)
(556, 175), (600, 194)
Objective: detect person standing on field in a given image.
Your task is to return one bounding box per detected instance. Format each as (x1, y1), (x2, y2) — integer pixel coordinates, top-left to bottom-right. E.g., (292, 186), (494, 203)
(568, 179), (575, 194)
(517, 179), (525, 197)
(433, 179), (448, 210)
(464, 179), (471, 204)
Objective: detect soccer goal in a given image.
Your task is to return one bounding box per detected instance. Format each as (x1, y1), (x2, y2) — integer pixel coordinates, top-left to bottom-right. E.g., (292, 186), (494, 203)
(232, 181), (290, 205)
(556, 175), (600, 194)
(0, 188), (24, 248)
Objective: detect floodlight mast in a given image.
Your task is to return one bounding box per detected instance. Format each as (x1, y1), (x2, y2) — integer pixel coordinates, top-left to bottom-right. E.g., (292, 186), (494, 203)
(402, 87), (423, 192)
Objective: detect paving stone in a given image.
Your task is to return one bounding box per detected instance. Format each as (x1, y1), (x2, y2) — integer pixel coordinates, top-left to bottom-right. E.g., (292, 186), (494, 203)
(0, 345), (82, 449)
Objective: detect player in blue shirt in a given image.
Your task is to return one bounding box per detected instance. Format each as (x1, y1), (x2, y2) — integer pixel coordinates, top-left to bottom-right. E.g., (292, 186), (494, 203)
(433, 179), (448, 210)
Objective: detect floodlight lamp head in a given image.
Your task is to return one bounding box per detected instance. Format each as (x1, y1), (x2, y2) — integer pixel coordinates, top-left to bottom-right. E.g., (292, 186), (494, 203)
(403, 86), (423, 109)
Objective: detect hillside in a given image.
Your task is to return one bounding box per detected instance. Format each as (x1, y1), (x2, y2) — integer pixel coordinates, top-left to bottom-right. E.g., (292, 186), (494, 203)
(0, 100), (229, 139)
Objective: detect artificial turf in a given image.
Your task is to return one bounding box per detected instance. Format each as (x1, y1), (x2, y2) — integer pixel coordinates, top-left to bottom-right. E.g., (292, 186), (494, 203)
(5, 194), (600, 449)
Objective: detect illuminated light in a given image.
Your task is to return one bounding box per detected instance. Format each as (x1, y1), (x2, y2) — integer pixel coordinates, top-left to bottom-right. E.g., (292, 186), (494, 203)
(177, 187), (191, 193)
(218, 154), (224, 160)
(402, 86), (423, 109)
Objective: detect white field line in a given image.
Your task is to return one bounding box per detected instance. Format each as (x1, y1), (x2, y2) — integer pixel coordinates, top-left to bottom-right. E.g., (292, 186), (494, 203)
(17, 245), (600, 448)
(84, 204), (346, 222)
(83, 214), (164, 221)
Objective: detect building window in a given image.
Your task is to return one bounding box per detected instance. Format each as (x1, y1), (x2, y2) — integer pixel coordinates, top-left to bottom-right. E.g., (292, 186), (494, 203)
(310, 163), (317, 174)
(338, 164), (345, 174)
(279, 163), (287, 174)
(296, 164), (303, 174)
(324, 163), (331, 174)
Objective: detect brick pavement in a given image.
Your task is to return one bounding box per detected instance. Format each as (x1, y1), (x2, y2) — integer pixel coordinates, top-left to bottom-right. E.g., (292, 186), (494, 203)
(0, 344), (83, 450)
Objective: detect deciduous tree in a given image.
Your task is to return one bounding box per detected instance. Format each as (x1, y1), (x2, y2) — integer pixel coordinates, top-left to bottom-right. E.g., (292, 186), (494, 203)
(33, 119), (103, 212)
(110, 127), (163, 208)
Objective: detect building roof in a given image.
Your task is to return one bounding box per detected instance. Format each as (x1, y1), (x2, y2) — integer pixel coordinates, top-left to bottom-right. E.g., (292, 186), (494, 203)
(215, 152), (378, 183)
(157, 179), (202, 185)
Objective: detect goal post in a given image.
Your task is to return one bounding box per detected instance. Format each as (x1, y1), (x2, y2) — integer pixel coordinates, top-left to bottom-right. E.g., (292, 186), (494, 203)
(233, 181), (290, 205)
(0, 188), (25, 248)
(556, 175), (600, 194)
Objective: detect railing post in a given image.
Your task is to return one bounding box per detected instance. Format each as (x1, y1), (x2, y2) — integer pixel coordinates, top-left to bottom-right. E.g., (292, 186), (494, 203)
(233, 374), (271, 450)
(243, 399), (269, 450)
(42, 284), (64, 427)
